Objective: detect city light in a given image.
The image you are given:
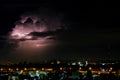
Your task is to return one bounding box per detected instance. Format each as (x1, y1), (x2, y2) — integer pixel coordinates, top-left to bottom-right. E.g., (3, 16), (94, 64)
(0, 60), (120, 80)
(89, 67), (92, 70)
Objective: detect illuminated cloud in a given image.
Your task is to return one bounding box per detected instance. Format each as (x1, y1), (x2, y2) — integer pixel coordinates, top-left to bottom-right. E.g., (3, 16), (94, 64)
(8, 10), (65, 54)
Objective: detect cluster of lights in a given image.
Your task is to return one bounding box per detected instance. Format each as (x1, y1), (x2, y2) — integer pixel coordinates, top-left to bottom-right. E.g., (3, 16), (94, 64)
(0, 66), (116, 76)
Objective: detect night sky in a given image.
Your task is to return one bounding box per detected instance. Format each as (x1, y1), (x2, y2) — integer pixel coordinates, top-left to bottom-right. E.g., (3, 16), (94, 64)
(0, 0), (120, 64)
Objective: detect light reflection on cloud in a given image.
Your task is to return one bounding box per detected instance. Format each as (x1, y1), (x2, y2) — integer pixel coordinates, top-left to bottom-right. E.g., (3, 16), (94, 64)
(8, 11), (63, 55)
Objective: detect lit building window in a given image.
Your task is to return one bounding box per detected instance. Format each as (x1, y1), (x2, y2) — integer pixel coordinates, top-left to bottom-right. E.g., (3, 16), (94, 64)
(33, 68), (36, 70)
(0, 68), (3, 71)
(60, 67), (63, 70)
(24, 68), (27, 71)
(57, 61), (61, 64)
(16, 68), (19, 71)
(89, 67), (92, 70)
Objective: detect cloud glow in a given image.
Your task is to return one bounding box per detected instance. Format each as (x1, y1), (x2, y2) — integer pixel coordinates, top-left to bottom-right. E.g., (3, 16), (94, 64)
(9, 11), (63, 54)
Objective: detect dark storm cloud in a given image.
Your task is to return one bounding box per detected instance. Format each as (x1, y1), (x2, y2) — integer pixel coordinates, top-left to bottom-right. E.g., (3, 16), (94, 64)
(0, 1), (120, 64)
(4, 7), (68, 63)
(28, 28), (64, 38)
